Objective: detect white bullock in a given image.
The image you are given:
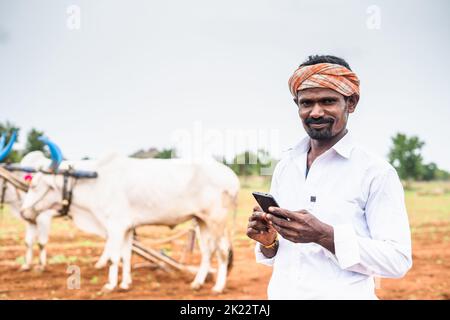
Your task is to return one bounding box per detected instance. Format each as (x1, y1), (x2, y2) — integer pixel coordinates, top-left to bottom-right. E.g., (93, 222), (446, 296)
(1, 151), (57, 271)
(21, 154), (240, 293)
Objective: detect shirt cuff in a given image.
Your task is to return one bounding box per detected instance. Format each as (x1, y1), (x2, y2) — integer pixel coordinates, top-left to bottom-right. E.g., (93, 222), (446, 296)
(330, 224), (361, 269)
(254, 243), (276, 267)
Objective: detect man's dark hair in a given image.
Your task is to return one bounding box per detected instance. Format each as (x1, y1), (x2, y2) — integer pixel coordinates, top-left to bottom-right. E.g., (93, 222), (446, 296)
(299, 55), (352, 71)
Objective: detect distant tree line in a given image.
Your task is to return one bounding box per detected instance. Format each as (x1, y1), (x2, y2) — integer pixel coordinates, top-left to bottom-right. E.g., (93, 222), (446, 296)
(223, 149), (276, 178)
(2, 120), (448, 181)
(129, 147), (277, 178)
(129, 147), (177, 159)
(388, 133), (449, 181)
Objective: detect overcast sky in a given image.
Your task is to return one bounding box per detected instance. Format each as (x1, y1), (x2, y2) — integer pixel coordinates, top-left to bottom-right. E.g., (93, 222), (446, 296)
(1, 0), (449, 169)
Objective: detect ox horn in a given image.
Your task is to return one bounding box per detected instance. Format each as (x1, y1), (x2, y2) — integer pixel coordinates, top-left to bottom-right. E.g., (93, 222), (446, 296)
(38, 136), (63, 171)
(0, 131), (18, 162)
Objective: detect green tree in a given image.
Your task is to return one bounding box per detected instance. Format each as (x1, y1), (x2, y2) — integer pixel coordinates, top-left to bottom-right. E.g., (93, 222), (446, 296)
(155, 148), (177, 159)
(255, 149), (275, 175)
(229, 151), (257, 177)
(0, 121), (21, 163)
(388, 133), (425, 180)
(228, 149), (276, 178)
(421, 162), (438, 181)
(435, 168), (450, 181)
(23, 128), (48, 156)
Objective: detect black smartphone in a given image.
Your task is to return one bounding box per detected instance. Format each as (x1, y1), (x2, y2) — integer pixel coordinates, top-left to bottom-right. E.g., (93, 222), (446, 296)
(252, 192), (287, 220)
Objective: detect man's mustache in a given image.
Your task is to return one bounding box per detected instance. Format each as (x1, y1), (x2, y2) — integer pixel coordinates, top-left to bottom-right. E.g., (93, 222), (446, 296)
(305, 117), (334, 125)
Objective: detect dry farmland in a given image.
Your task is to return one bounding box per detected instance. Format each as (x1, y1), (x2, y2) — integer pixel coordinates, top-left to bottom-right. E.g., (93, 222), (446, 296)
(0, 177), (449, 300)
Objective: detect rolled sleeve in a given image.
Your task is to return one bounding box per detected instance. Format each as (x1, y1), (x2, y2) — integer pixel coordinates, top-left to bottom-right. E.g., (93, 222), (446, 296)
(332, 224), (361, 269)
(323, 224), (361, 269)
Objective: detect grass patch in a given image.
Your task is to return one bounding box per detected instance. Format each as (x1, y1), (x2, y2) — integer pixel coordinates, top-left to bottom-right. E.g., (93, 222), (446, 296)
(15, 256), (25, 265)
(48, 254), (78, 265)
(90, 276), (99, 285)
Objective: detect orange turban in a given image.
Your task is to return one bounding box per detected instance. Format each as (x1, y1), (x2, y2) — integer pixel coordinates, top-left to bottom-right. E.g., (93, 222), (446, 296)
(288, 63), (360, 98)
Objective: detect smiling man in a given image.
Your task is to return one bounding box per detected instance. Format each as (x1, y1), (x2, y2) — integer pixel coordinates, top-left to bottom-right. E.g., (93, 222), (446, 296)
(246, 55), (412, 299)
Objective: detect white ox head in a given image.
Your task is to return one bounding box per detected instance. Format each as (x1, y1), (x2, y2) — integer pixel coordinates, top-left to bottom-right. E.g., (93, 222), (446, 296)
(20, 172), (62, 222)
(20, 137), (65, 222)
(0, 151), (53, 220)
(0, 150), (51, 217)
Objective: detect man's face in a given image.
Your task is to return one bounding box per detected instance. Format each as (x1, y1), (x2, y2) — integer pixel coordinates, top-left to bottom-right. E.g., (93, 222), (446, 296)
(295, 87), (357, 140)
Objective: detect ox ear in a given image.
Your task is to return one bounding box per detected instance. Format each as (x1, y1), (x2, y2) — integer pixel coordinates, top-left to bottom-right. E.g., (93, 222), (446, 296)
(0, 131), (18, 162)
(38, 136), (63, 170)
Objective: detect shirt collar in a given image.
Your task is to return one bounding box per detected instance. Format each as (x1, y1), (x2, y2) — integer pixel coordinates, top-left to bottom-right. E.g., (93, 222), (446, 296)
(332, 131), (354, 159)
(291, 130), (355, 159)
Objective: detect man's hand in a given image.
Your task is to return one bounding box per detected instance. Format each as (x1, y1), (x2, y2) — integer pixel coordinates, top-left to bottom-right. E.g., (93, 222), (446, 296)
(266, 207), (335, 254)
(246, 206), (277, 246)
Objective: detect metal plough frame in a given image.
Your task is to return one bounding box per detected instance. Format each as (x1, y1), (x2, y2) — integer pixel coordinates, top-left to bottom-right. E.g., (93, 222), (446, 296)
(131, 227), (217, 275)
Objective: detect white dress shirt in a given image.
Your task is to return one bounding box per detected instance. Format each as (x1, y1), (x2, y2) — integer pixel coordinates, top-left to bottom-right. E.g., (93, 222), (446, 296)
(255, 131), (412, 299)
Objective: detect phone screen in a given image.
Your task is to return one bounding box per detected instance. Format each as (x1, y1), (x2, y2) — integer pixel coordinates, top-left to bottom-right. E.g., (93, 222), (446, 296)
(252, 192), (278, 212)
(252, 192), (287, 220)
